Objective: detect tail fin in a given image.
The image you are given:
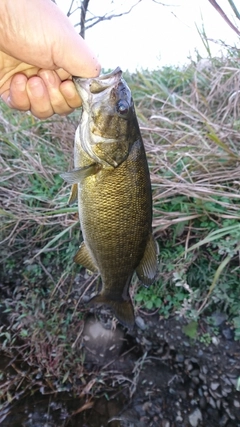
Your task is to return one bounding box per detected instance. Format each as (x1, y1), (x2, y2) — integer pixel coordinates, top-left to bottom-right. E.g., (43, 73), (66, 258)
(88, 293), (135, 329)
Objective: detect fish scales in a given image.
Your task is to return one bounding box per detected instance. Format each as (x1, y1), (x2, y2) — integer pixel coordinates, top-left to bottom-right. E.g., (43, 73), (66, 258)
(61, 67), (158, 328)
(80, 140), (151, 279)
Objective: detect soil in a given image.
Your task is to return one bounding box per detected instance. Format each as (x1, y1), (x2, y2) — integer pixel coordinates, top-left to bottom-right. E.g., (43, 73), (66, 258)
(1, 306), (240, 427)
(0, 265), (240, 427)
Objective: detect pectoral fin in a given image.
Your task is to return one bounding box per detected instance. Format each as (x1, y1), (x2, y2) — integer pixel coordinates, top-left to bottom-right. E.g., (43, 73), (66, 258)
(60, 164), (100, 184)
(136, 232), (159, 287)
(74, 242), (98, 273)
(89, 293), (135, 329)
(68, 183), (78, 205)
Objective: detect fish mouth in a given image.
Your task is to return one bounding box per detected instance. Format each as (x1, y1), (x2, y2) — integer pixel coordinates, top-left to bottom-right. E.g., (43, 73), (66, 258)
(97, 66), (122, 80)
(73, 67), (122, 95)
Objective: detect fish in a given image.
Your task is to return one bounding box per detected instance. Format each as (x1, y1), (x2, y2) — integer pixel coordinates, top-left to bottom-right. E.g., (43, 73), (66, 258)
(61, 67), (158, 328)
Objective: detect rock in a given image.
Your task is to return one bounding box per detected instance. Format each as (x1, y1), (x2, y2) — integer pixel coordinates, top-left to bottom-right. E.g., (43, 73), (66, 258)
(175, 353), (184, 363)
(222, 376), (232, 386)
(192, 376), (200, 385)
(211, 312), (227, 326)
(190, 357), (199, 364)
(210, 382), (220, 390)
(189, 408), (202, 427)
(191, 369), (200, 376)
(179, 390), (187, 399)
(188, 388), (195, 398)
(209, 397), (216, 408)
(222, 327), (234, 340)
(233, 399), (240, 408)
(175, 411), (183, 422)
(229, 376), (238, 386)
(136, 316), (146, 331)
(201, 365), (208, 375)
(226, 407), (235, 420)
(219, 414), (230, 426)
(212, 336), (220, 345)
(142, 401), (152, 412)
(199, 396), (207, 409)
(133, 405), (145, 418)
(221, 386), (232, 396)
(199, 373), (207, 383)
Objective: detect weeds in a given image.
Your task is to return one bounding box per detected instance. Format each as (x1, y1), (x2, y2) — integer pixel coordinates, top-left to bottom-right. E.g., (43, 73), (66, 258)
(1, 50), (240, 409)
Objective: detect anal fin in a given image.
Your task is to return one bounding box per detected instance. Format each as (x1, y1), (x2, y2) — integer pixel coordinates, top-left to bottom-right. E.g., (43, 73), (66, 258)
(136, 232), (159, 287)
(74, 242), (98, 273)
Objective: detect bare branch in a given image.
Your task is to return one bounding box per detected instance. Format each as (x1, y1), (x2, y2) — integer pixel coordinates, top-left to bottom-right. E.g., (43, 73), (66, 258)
(66, 0), (76, 17)
(208, 0), (240, 36)
(152, 0), (176, 5)
(228, 0), (240, 20)
(84, 0), (143, 31)
(80, 0), (90, 38)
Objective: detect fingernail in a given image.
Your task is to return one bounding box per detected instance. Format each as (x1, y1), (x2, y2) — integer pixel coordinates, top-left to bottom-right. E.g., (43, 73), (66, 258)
(28, 79), (45, 98)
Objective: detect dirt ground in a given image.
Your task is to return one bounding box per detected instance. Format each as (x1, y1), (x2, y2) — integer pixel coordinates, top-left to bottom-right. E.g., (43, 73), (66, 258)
(1, 307), (240, 427)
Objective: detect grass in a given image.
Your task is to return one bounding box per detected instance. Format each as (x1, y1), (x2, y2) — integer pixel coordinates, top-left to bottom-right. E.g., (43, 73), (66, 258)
(1, 48), (240, 407)
(126, 56), (240, 331)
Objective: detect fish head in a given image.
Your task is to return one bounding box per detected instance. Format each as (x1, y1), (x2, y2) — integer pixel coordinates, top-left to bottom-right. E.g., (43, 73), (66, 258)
(73, 67), (140, 167)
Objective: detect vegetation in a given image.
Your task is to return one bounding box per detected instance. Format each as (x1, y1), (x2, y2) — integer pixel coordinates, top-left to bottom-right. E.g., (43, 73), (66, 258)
(125, 56), (240, 327)
(1, 49), (240, 408)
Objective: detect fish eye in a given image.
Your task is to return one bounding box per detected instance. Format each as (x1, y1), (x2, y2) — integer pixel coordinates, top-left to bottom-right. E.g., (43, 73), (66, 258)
(116, 100), (129, 115)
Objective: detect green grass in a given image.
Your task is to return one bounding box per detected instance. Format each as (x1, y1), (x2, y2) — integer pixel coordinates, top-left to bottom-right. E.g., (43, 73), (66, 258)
(125, 53), (240, 336)
(1, 49), (240, 405)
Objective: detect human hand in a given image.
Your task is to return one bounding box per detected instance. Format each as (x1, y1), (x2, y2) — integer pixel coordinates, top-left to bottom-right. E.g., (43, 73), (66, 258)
(0, 0), (101, 119)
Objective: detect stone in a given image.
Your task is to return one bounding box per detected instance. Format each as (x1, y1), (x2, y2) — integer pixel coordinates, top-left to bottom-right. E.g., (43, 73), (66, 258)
(222, 327), (234, 340)
(233, 399), (240, 408)
(210, 382), (220, 390)
(189, 408), (202, 427)
(211, 311), (227, 326)
(136, 316), (146, 331)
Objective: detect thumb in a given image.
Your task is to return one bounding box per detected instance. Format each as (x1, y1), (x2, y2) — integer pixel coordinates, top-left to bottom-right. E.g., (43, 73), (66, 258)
(48, 3), (101, 77)
(0, 0), (101, 78)
(54, 26), (101, 78)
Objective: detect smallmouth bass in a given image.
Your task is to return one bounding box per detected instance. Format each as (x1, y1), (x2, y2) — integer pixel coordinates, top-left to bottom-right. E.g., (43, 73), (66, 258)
(61, 67), (158, 328)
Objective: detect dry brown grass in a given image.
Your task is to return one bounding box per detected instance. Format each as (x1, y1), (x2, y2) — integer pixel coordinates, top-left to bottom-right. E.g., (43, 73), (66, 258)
(1, 57), (240, 251)
(1, 55), (240, 405)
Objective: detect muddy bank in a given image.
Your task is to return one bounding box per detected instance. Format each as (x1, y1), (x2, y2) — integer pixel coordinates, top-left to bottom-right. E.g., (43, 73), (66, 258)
(1, 313), (240, 427)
